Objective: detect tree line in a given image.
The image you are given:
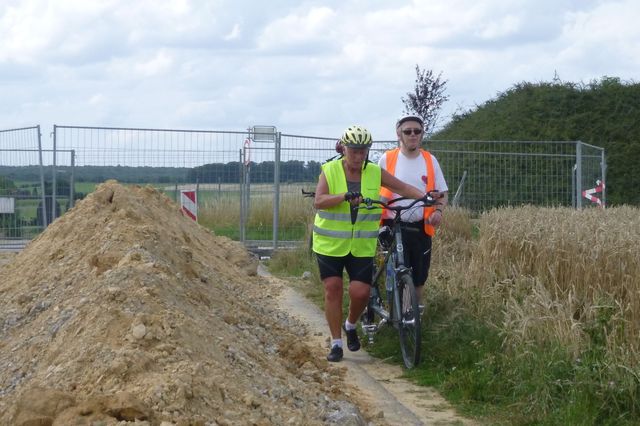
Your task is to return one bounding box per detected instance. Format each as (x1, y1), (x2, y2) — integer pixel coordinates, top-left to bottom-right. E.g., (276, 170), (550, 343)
(432, 76), (639, 205)
(0, 160), (323, 189)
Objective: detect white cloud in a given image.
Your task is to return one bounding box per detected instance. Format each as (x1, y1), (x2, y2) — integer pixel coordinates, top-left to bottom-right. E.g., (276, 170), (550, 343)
(133, 50), (174, 77)
(224, 23), (241, 41)
(0, 0), (638, 140)
(257, 6), (337, 53)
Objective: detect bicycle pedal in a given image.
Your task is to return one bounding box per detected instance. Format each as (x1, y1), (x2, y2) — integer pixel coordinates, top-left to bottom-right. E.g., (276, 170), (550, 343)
(362, 324), (378, 334)
(361, 324), (378, 344)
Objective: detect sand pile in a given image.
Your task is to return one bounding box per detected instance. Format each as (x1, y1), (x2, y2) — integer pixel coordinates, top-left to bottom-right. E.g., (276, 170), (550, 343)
(0, 181), (365, 425)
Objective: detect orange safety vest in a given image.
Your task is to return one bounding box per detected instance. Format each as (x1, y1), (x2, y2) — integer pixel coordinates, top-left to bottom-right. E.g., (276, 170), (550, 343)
(380, 148), (437, 237)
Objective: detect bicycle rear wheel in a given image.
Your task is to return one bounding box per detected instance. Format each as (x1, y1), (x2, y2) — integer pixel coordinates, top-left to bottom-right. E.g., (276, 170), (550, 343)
(395, 271), (421, 368)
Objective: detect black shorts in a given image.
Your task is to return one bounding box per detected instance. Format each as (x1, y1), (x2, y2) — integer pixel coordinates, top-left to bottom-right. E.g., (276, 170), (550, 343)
(382, 220), (432, 287)
(399, 222), (432, 287)
(315, 253), (374, 285)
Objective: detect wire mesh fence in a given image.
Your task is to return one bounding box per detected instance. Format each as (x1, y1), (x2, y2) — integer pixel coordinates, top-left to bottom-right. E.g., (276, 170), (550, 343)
(1, 124), (606, 249)
(0, 126), (47, 244)
(426, 139), (606, 211)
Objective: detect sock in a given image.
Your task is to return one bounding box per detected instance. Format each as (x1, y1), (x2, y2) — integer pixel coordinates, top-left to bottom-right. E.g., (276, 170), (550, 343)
(332, 339), (343, 348)
(344, 320), (356, 331)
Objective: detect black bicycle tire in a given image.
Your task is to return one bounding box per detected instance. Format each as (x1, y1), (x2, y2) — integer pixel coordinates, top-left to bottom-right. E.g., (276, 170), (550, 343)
(396, 271), (421, 368)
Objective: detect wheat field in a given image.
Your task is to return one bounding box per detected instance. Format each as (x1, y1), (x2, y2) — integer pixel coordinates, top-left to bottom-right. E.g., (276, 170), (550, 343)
(433, 205), (640, 366)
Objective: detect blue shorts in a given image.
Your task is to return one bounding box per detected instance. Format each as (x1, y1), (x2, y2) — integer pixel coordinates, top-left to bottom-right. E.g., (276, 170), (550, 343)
(315, 252), (374, 285)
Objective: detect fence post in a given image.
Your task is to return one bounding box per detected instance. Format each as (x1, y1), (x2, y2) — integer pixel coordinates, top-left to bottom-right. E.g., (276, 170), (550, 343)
(452, 170), (467, 207)
(272, 132), (281, 249)
(69, 149), (76, 209)
(601, 148), (607, 207)
(38, 125), (48, 227)
(572, 164), (577, 209)
(239, 149), (245, 243)
(575, 141), (582, 209)
(52, 125), (58, 222)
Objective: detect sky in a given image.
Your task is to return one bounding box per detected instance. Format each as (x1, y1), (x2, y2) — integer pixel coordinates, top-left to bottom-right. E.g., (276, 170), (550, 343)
(1, 0), (639, 141)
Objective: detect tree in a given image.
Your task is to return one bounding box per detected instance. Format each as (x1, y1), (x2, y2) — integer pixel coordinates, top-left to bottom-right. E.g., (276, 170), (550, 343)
(402, 65), (449, 135)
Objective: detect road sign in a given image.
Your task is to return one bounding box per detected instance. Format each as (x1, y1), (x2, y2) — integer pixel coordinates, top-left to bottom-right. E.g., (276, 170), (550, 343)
(180, 190), (197, 221)
(582, 180), (605, 207)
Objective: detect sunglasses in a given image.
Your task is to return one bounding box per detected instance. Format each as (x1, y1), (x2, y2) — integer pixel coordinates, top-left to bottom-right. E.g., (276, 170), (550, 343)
(401, 128), (423, 136)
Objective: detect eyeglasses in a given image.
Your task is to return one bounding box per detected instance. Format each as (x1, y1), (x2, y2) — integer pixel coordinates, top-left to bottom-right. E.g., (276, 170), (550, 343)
(401, 128), (423, 136)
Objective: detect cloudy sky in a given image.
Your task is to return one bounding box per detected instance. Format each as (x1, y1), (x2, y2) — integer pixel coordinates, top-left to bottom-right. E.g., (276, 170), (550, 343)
(1, 0), (638, 140)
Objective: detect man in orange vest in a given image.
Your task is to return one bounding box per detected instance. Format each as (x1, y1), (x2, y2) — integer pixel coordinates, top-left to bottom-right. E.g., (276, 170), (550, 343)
(378, 115), (448, 307)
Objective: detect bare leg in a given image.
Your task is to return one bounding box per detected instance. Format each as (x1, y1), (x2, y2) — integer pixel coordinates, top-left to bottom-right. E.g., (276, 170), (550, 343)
(347, 280), (370, 324)
(323, 276), (344, 339)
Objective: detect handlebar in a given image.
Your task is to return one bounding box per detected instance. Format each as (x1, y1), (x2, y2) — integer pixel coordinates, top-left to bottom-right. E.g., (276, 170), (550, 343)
(359, 192), (439, 212)
(302, 188), (440, 213)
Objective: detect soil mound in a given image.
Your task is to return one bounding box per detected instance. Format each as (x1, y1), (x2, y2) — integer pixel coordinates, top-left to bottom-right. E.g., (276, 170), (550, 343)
(0, 181), (364, 425)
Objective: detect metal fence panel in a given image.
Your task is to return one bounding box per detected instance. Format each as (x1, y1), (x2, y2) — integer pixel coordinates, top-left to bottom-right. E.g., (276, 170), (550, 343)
(0, 126), (47, 244)
(53, 125), (253, 241)
(2, 124), (607, 250)
(575, 141), (607, 208)
(427, 140), (582, 211)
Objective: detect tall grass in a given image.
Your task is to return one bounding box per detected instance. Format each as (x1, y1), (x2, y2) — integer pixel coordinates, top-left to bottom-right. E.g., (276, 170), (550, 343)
(425, 205), (640, 424)
(199, 192), (315, 240)
(270, 203), (640, 424)
(469, 206), (640, 361)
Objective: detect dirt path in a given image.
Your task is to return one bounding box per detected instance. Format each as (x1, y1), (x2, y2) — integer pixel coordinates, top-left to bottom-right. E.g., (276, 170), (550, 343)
(260, 265), (478, 426)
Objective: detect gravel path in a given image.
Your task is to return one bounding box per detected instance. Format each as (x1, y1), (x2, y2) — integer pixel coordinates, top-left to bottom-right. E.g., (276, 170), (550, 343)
(261, 264), (479, 426)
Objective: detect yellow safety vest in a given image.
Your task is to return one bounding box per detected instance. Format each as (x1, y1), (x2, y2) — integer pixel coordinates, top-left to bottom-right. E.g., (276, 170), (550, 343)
(313, 160), (382, 257)
(380, 148), (437, 236)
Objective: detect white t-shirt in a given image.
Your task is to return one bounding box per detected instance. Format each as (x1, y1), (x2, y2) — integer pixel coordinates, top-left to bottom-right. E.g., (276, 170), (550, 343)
(378, 150), (448, 222)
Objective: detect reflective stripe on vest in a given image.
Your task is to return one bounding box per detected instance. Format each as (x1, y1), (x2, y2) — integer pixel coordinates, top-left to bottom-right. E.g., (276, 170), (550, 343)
(312, 160), (382, 257)
(380, 148), (437, 236)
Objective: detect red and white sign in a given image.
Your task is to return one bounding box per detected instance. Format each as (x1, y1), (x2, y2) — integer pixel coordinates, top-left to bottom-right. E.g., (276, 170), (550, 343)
(180, 190), (198, 221)
(582, 180), (605, 207)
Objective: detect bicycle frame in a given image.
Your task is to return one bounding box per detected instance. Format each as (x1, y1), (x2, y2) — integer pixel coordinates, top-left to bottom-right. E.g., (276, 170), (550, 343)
(359, 194), (437, 369)
(362, 216), (413, 334)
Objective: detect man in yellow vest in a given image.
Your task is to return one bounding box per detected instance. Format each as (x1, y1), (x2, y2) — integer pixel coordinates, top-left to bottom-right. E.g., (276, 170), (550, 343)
(378, 115), (448, 308)
(313, 125), (428, 362)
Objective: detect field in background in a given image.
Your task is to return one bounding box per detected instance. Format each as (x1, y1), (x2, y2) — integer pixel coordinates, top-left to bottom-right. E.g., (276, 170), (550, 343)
(166, 182), (316, 242)
(3, 181), (317, 242)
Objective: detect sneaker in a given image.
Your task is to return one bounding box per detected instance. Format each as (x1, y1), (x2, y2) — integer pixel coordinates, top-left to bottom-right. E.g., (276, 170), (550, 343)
(343, 325), (361, 352)
(419, 304), (425, 316)
(327, 345), (343, 362)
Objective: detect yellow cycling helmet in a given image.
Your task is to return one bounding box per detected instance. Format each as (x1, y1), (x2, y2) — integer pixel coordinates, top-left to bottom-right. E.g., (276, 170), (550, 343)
(339, 125), (372, 148)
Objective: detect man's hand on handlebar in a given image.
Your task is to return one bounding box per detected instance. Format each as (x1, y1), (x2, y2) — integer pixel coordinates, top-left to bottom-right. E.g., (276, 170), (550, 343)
(425, 191), (445, 226)
(344, 191), (363, 206)
(424, 190), (445, 201)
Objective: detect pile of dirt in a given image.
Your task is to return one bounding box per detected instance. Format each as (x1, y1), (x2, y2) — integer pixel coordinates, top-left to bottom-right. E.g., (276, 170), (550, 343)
(0, 181), (366, 425)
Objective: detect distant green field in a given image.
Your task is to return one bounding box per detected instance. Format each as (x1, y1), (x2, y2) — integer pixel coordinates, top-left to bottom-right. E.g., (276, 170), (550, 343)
(3, 181), (315, 243)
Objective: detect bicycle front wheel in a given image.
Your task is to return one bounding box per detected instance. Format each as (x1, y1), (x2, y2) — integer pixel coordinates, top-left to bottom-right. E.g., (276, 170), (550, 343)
(395, 271), (421, 368)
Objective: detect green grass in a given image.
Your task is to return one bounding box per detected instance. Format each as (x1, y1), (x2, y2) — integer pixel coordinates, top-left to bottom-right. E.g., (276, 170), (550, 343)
(267, 242), (640, 426)
(73, 181), (98, 193)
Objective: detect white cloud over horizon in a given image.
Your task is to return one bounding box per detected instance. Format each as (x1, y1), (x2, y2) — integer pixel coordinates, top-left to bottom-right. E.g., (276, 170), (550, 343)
(1, 0), (638, 140)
